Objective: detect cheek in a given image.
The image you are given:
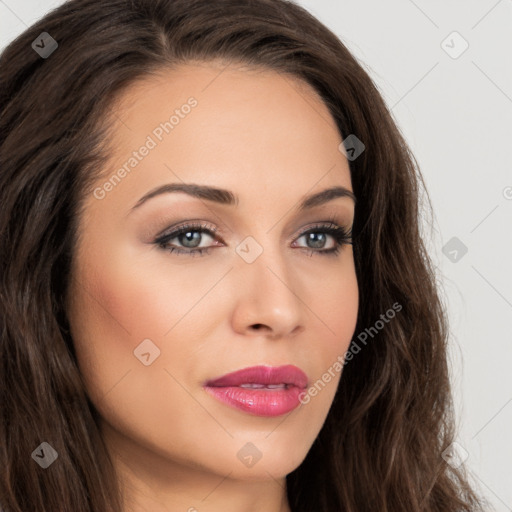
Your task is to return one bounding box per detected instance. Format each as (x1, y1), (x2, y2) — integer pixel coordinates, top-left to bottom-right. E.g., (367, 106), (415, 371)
(317, 259), (359, 352)
(302, 263), (358, 404)
(73, 248), (217, 341)
(67, 248), (224, 396)
(67, 255), (213, 450)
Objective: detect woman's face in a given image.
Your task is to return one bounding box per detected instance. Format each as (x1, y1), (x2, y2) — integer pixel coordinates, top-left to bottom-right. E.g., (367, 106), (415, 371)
(67, 61), (358, 487)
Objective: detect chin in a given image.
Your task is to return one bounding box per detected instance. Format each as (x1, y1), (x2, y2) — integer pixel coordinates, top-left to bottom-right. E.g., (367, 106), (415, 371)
(213, 437), (311, 481)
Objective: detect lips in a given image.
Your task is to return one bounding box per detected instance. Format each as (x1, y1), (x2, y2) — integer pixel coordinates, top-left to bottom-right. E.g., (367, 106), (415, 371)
(203, 365), (308, 417)
(205, 364), (308, 389)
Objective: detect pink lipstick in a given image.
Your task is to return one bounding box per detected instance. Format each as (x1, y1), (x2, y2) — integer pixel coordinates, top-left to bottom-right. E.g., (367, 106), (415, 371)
(203, 364), (308, 417)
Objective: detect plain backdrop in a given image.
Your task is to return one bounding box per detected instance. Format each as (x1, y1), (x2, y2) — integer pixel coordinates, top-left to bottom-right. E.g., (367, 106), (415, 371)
(1, 0), (511, 510)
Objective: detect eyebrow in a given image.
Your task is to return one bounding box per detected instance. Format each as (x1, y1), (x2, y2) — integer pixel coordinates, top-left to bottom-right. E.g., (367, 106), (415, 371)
(130, 182), (356, 213)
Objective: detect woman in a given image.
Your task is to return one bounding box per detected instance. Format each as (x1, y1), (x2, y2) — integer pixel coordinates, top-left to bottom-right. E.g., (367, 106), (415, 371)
(0, 0), (487, 510)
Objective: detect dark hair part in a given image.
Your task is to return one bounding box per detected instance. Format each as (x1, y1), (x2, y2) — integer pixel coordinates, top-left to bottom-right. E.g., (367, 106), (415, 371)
(0, 0), (487, 510)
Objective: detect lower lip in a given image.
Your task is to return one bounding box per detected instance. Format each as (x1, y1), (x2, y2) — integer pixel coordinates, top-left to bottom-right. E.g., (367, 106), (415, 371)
(204, 385), (304, 417)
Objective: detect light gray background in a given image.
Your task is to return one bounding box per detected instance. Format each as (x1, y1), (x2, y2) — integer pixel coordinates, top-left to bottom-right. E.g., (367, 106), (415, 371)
(1, 0), (511, 510)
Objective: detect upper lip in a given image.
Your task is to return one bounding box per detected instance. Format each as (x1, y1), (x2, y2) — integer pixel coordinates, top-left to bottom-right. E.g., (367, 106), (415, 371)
(204, 364), (308, 388)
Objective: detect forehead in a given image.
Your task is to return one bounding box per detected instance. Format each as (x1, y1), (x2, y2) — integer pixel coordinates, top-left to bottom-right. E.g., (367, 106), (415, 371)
(85, 61), (352, 221)
(106, 60), (342, 153)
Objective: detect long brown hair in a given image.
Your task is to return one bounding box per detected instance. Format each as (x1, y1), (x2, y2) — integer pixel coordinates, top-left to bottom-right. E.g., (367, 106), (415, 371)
(0, 0), (487, 510)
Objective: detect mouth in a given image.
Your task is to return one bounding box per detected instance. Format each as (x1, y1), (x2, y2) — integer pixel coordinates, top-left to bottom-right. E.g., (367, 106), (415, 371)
(239, 383), (290, 389)
(203, 364), (308, 417)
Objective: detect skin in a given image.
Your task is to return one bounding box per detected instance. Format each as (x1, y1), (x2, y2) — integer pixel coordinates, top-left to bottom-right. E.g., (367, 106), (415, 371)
(66, 60), (359, 512)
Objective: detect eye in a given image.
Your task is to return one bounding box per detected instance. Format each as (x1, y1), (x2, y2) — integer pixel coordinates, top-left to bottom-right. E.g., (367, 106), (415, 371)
(154, 222), (220, 257)
(154, 220), (353, 257)
(293, 222), (353, 257)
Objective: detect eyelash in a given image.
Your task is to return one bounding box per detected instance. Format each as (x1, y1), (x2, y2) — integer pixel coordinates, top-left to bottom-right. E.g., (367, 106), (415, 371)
(154, 217), (353, 258)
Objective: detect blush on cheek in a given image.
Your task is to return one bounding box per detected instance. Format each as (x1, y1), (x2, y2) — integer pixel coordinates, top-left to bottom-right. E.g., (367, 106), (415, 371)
(80, 253), (146, 335)
(67, 268), (136, 382)
(79, 261), (183, 353)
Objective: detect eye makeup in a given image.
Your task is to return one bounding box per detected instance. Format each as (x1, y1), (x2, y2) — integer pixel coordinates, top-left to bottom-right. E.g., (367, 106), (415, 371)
(152, 214), (353, 259)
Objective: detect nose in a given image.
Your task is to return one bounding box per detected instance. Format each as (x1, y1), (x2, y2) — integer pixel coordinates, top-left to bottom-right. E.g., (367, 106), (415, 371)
(230, 242), (305, 339)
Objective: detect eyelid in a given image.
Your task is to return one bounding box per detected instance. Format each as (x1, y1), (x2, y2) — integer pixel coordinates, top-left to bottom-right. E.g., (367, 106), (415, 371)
(156, 220), (220, 240)
(159, 209), (349, 236)
(297, 221), (347, 235)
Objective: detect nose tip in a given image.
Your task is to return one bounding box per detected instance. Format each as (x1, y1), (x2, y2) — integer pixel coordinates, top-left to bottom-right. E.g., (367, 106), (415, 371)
(231, 242), (305, 339)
